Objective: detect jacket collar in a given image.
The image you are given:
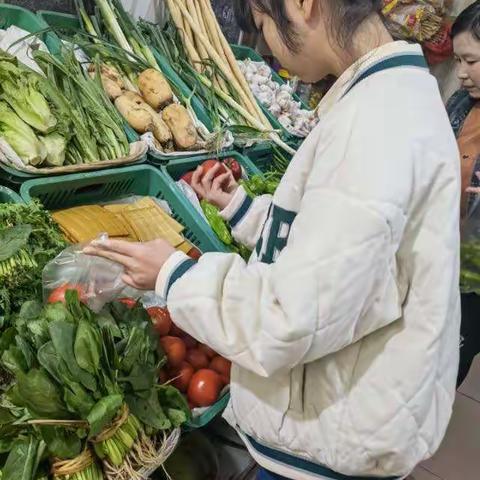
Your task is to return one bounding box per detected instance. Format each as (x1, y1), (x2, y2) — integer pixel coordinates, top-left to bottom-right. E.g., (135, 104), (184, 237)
(316, 41), (426, 119)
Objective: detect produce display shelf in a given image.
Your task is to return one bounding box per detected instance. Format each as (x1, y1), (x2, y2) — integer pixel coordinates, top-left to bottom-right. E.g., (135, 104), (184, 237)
(0, 6), (143, 185)
(160, 151), (262, 253)
(0, 185), (23, 204)
(231, 44), (309, 141)
(20, 165), (222, 255)
(38, 11), (217, 163)
(20, 164), (231, 428)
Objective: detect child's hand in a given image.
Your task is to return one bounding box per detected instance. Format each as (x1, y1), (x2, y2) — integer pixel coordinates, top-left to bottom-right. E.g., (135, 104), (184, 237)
(191, 163), (238, 210)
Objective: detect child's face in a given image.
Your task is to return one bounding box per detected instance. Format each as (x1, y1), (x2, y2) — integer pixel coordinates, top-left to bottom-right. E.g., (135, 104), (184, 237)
(454, 31), (480, 99)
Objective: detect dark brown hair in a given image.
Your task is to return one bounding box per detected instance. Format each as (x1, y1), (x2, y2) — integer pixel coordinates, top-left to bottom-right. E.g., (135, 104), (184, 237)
(233, 0), (383, 52)
(451, 0), (480, 41)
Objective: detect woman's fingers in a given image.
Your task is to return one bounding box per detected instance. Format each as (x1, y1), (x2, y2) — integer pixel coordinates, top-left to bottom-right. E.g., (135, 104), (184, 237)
(84, 244), (135, 269)
(191, 166), (206, 197)
(201, 163), (222, 189)
(90, 238), (139, 255)
(212, 172), (233, 192)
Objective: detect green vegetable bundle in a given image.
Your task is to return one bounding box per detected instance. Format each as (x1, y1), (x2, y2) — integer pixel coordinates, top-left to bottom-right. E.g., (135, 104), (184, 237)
(0, 201), (67, 326)
(0, 294), (189, 480)
(0, 47), (129, 168)
(460, 240), (480, 293)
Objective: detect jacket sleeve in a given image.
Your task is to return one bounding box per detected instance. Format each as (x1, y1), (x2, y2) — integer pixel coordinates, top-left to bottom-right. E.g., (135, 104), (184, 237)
(219, 185), (272, 249)
(156, 182), (404, 378)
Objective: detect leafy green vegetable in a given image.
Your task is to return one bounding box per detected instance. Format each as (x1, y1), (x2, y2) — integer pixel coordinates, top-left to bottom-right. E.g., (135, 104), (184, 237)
(74, 320), (101, 375)
(39, 132), (67, 166)
(16, 369), (69, 419)
(0, 60), (56, 133)
(0, 101), (46, 165)
(87, 394), (123, 438)
(0, 201), (66, 324)
(0, 225), (32, 262)
(2, 436), (42, 480)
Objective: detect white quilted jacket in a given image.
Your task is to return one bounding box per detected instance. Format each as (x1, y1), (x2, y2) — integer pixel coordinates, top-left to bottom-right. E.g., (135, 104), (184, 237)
(156, 42), (461, 479)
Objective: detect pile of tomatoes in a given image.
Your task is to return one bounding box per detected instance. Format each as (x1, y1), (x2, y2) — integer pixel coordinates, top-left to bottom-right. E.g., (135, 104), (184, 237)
(147, 306), (231, 410)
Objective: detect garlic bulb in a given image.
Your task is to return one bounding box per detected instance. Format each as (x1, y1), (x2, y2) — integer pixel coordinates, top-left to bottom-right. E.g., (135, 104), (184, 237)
(239, 58), (319, 137)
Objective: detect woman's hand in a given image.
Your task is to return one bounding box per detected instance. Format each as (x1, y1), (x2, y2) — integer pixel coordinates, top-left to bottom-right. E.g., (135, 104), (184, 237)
(191, 163), (238, 210)
(466, 172), (480, 195)
(84, 238), (176, 290)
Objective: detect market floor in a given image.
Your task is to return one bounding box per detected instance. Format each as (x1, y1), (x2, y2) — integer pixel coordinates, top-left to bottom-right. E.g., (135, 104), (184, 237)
(412, 356), (480, 480)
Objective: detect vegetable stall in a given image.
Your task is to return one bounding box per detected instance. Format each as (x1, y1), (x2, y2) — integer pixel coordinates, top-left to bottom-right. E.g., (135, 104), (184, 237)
(0, 1), (313, 478)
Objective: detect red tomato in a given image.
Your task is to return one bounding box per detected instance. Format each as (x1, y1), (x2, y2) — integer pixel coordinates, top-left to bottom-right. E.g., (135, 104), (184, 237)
(160, 336), (187, 368)
(187, 369), (223, 407)
(170, 323), (185, 337)
(147, 307), (172, 336)
(119, 297), (137, 309)
(210, 356), (231, 379)
(186, 349), (209, 370)
(169, 362), (194, 392)
(223, 157), (242, 181)
(187, 247), (202, 260)
(180, 171), (194, 185)
(159, 368), (168, 384)
(181, 333), (198, 349)
(48, 284), (86, 304)
(200, 160), (227, 179)
(198, 344), (217, 360)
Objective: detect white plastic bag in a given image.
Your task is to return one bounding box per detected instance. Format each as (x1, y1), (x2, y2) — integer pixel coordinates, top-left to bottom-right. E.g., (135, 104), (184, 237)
(42, 234), (126, 312)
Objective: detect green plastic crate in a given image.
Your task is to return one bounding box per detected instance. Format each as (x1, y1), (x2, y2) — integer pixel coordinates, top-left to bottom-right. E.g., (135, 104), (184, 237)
(20, 165), (221, 255)
(160, 152), (261, 253)
(0, 3), (48, 34)
(20, 164), (230, 427)
(236, 141), (296, 174)
(0, 186), (22, 204)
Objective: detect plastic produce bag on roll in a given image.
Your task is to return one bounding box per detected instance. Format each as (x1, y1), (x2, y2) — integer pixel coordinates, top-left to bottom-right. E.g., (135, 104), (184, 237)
(42, 233), (126, 312)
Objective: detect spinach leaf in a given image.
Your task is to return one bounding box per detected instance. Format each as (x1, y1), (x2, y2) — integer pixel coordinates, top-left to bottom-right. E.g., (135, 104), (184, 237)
(0, 224), (32, 262)
(17, 369), (69, 419)
(158, 385), (191, 421)
(43, 302), (72, 324)
(64, 382), (95, 418)
(37, 342), (61, 384)
(87, 394), (123, 438)
(74, 320), (101, 375)
(48, 320), (97, 392)
(2, 346), (28, 376)
(120, 363), (157, 393)
(15, 336), (34, 370)
(2, 436), (40, 480)
(126, 389), (171, 431)
(40, 426), (82, 460)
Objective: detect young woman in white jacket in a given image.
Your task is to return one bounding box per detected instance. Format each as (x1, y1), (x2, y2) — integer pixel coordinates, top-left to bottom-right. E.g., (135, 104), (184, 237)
(86, 1), (461, 478)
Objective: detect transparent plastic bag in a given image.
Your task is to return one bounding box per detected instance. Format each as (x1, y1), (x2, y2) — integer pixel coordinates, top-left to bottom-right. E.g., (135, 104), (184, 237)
(461, 203), (480, 293)
(42, 234), (126, 312)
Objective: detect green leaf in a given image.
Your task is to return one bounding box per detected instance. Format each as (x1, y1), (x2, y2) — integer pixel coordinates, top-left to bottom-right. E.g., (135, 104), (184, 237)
(1, 346), (28, 376)
(0, 225), (32, 262)
(120, 363), (157, 393)
(40, 426), (82, 460)
(2, 436), (40, 480)
(48, 320), (97, 392)
(126, 389), (171, 431)
(17, 368), (69, 419)
(64, 382), (95, 418)
(158, 385), (191, 420)
(87, 394), (123, 438)
(37, 342), (61, 383)
(166, 408), (188, 428)
(43, 302), (72, 324)
(74, 320), (101, 375)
